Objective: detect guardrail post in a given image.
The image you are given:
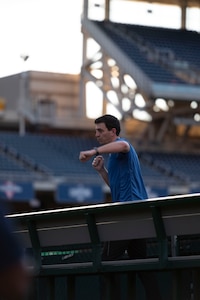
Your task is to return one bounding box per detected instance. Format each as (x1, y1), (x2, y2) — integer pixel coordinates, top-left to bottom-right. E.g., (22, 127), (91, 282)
(85, 213), (102, 270)
(151, 206), (168, 268)
(193, 269), (200, 300)
(27, 219), (41, 274)
(47, 276), (55, 300)
(172, 270), (182, 300)
(127, 272), (137, 300)
(66, 276), (75, 300)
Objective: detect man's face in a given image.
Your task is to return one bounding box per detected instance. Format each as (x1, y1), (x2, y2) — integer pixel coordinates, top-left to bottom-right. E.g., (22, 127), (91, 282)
(95, 122), (116, 145)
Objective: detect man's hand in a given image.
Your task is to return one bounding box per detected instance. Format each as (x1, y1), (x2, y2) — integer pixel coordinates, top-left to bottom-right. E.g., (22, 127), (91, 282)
(92, 155), (104, 172)
(79, 149), (95, 162)
(79, 151), (109, 186)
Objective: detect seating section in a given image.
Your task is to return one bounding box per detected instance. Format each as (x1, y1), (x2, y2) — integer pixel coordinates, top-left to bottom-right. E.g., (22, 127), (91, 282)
(139, 161), (173, 185)
(141, 151), (200, 182)
(94, 21), (200, 84)
(0, 132), (100, 182)
(0, 151), (31, 179)
(122, 23), (200, 69)
(0, 132), (198, 189)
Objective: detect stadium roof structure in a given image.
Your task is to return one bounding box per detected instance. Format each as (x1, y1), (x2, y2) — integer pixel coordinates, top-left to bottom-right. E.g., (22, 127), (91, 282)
(80, 0), (200, 147)
(132, 0), (200, 7)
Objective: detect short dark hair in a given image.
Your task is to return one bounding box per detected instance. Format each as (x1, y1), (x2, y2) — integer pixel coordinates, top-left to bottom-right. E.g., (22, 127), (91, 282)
(95, 114), (121, 136)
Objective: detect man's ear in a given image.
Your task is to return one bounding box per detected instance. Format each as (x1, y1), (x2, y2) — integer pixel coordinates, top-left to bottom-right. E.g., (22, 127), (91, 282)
(111, 128), (117, 135)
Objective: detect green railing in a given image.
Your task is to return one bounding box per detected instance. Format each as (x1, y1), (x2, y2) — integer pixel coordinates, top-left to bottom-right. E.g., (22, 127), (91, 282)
(7, 193), (200, 300)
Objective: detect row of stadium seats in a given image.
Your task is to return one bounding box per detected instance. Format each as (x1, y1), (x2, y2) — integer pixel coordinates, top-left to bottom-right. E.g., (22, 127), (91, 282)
(123, 23), (200, 69)
(0, 152), (27, 173)
(0, 132), (98, 180)
(141, 151), (200, 182)
(94, 21), (200, 84)
(0, 132), (198, 187)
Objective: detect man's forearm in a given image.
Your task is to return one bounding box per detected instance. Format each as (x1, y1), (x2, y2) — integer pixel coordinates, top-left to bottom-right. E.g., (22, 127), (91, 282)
(95, 141), (129, 155)
(98, 167), (110, 186)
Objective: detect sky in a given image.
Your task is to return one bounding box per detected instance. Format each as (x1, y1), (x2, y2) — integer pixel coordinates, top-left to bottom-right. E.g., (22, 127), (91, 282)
(0, 0), (200, 78)
(0, 0), (83, 77)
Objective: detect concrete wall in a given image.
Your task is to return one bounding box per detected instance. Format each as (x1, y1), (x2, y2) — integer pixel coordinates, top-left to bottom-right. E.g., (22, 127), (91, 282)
(0, 71), (94, 130)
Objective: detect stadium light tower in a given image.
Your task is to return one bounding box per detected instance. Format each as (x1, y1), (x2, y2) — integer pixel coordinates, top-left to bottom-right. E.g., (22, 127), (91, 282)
(19, 54), (29, 136)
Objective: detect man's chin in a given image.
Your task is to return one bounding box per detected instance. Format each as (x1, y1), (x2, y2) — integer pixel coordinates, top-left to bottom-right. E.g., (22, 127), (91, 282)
(97, 140), (105, 145)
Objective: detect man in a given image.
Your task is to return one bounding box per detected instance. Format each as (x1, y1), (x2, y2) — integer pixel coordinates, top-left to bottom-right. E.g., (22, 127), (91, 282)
(79, 114), (162, 300)
(0, 203), (31, 300)
(80, 114), (148, 202)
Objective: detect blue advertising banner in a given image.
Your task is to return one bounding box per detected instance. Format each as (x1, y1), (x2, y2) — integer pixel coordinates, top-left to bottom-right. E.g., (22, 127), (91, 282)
(56, 183), (104, 204)
(0, 181), (34, 201)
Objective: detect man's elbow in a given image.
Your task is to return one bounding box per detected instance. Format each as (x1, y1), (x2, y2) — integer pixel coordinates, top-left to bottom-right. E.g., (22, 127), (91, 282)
(122, 142), (130, 152)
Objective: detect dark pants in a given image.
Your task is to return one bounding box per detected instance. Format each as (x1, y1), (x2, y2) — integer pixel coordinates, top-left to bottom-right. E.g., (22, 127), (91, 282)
(100, 239), (162, 300)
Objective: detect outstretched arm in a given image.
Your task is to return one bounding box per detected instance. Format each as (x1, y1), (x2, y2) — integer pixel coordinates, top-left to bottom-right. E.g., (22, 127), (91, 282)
(79, 140), (129, 162)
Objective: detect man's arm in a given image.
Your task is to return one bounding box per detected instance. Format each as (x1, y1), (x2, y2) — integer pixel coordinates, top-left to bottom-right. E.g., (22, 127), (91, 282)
(79, 140), (129, 162)
(92, 156), (110, 186)
(79, 140), (129, 186)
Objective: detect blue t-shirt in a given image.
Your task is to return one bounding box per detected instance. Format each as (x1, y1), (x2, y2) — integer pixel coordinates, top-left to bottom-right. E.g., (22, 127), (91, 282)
(107, 138), (148, 202)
